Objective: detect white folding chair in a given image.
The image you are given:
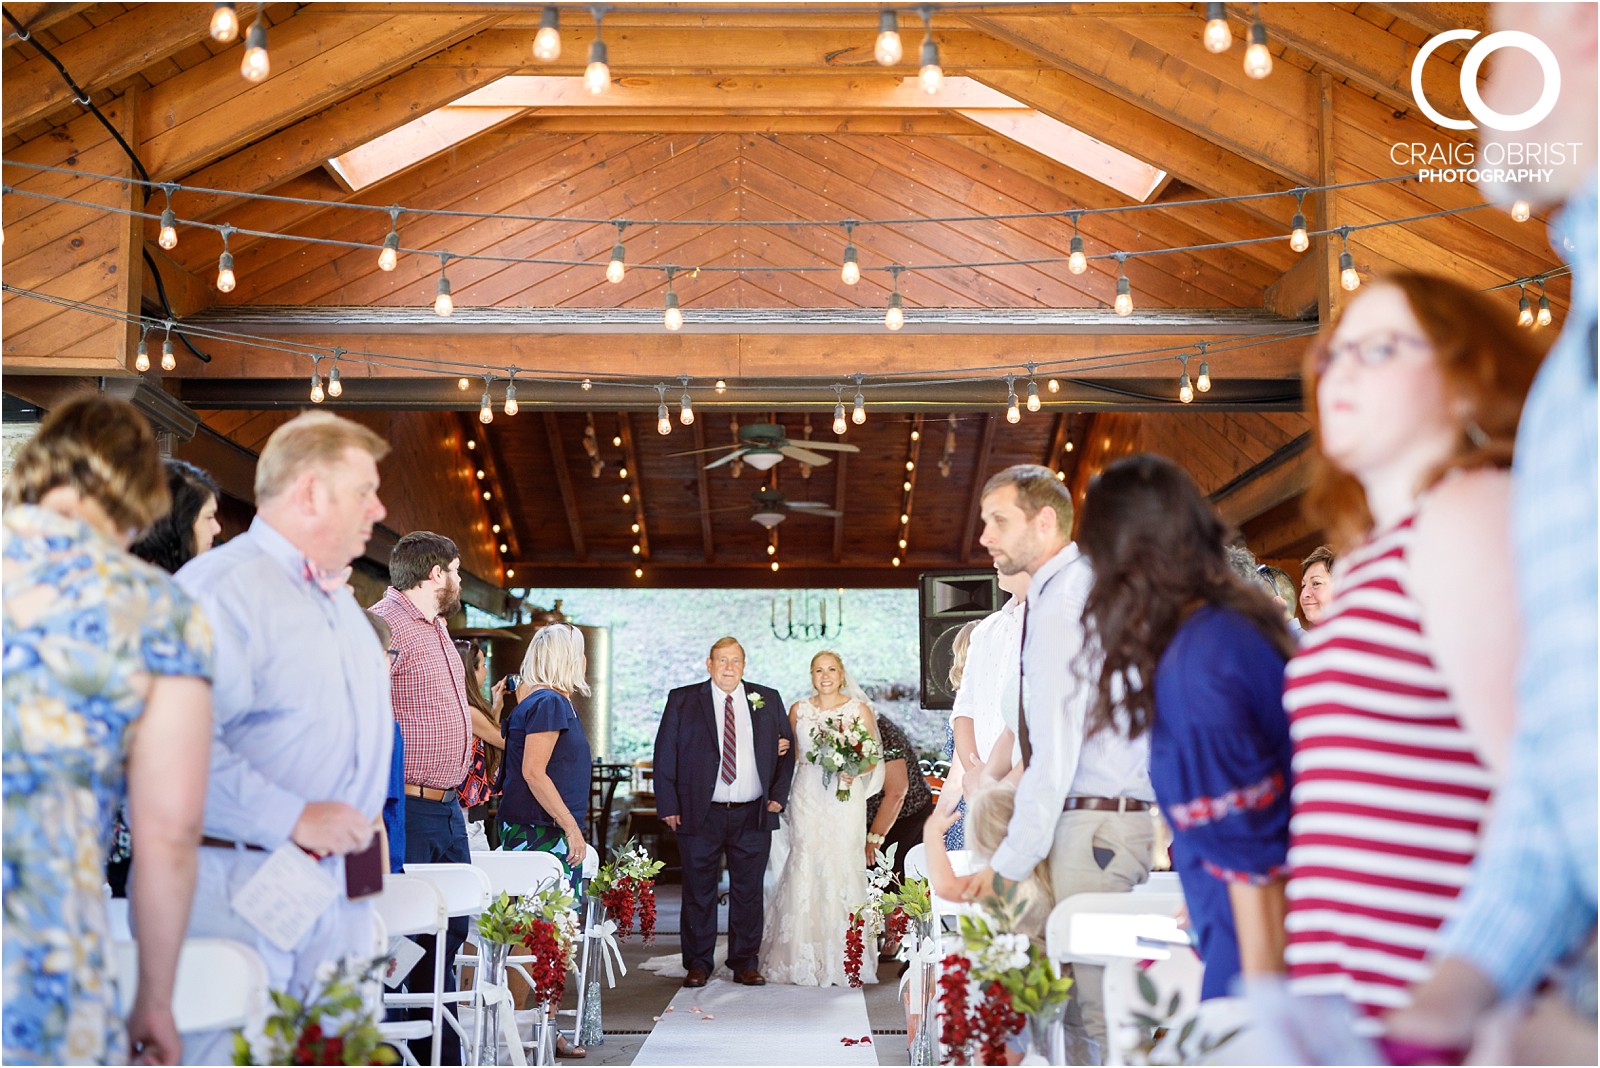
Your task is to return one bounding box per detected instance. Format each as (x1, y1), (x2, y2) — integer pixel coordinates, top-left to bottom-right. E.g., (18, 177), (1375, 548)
(374, 874), (451, 1066)
(403, 863), (493, 1064)
(1135, 870), (1183, 895)
(1045, 890), (1193, 1067)
(463, 851), (569, 1063)
(112, 937), (268, 1034)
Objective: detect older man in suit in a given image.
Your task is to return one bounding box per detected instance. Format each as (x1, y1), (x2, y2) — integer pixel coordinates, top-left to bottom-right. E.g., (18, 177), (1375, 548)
(654, 636), (795, 988)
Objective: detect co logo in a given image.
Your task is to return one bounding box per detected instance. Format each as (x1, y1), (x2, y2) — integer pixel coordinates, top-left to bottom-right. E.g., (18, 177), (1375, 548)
(1411, 29), (1561, 132)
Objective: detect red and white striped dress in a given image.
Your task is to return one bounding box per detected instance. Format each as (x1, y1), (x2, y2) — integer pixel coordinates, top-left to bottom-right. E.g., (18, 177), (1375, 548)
(1282, 515), (1494, 1032)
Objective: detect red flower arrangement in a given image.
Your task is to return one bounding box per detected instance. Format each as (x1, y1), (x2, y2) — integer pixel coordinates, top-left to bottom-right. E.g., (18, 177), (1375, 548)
(519, 916), (572, 1010)
(936, 955), (1028, 1066)
(591, 839), (665, 944)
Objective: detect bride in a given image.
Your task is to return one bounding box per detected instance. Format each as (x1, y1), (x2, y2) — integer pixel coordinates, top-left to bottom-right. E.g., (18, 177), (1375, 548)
(761, 650), (884, 986)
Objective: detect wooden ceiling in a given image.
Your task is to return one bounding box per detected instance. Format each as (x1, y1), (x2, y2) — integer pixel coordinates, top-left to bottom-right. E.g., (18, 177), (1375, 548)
(1, 1), (1568, 591)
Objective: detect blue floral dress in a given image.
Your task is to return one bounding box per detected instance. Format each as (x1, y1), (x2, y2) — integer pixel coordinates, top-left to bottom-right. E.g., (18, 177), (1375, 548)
(2, 505), (212, 1065)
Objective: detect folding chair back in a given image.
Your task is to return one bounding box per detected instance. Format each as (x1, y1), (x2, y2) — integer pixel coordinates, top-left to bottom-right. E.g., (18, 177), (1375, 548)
(470, 850), (568, 897)
(113, 937), (269, 1034)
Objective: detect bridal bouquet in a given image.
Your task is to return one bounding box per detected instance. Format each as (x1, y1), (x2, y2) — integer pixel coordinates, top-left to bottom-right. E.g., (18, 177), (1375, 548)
(477, 880), (581, 1009)
(805, 710), (882, 801)
(590, 837), (666, 943)
(233, 957), (397, 1065)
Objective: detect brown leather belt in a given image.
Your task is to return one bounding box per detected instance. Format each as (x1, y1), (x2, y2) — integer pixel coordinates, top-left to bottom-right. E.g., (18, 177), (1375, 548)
(1062, 796), (1153, 813)
(200, 835), (267, 851)
(405, 784), (457, 802)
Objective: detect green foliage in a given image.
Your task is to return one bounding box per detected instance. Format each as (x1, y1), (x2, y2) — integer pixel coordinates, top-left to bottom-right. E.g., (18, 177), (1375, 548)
(956, 901), (1073, 1017)
(589, 838), (666, 895)
(883, 873), (931, 921)
(232, 958), (398, 1065)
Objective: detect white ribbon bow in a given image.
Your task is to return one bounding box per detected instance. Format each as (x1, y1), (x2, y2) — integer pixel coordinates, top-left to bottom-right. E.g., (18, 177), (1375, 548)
(897, 933), (942, 1003)
(585, 918), (628, 988)
(476, 972), (528, 1067)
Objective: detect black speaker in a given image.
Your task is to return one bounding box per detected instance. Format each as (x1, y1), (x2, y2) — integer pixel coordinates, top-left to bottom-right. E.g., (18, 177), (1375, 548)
(919, 569), (1001, 711)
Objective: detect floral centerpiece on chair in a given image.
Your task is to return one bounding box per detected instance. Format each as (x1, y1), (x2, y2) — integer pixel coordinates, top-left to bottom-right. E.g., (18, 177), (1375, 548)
(805, 710), (883, 801)
(588, 838), (666, 943)
(233, 957), (398, 1066)
(843, 845), (916, 987)
(939, 897), (1074, 1066)
(477, 879), (580, 1010)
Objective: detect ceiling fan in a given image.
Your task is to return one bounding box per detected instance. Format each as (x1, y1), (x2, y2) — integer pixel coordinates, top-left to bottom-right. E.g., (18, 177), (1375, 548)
(676, 422), (860, 471)
(750, 488), (841, 528)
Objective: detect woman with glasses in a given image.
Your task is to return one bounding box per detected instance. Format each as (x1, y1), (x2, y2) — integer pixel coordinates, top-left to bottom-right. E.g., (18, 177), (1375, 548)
(1282, 273), (1543, 1035)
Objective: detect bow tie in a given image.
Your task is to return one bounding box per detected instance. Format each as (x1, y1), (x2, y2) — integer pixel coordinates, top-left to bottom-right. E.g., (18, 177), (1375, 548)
(302, 559), (351, 596)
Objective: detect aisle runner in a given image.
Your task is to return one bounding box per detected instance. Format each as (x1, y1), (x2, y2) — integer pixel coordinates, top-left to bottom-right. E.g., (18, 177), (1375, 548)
(632, 978), (880, 1066)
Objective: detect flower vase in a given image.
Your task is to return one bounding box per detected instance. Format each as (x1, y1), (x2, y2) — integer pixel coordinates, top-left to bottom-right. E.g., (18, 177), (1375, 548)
(1024, 999), (1070, 1066)
(475, 940), (511, 1068)
(909, 917), (938, 1066)
(577, 898), (606, 1047)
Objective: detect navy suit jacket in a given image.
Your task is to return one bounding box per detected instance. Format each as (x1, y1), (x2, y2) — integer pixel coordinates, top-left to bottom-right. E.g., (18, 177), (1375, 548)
(653, 680), (796, 836)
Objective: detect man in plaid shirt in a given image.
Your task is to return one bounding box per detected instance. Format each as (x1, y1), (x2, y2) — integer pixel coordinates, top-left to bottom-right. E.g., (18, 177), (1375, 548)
(370, 531), (473, 1064)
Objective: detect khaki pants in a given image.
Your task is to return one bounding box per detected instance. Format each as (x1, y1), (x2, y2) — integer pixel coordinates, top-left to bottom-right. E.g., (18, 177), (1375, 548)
(1046, 808), (1156, 1061)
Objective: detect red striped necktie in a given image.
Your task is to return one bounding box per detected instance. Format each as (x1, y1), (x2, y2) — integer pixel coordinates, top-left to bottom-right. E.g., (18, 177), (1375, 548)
(719, 691), (737, 784)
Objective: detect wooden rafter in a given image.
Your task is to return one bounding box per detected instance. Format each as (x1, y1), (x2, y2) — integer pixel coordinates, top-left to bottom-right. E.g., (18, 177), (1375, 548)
(1044, 412), (1069, 474)
(960, 414), (997, 564)
(692, 417), (714, 563)
(542, 411), (587, 561)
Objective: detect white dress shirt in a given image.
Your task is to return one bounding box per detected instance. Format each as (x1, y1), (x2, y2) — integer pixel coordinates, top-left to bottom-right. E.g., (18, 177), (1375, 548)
(710, 681), (762, 803)
(990, 542), (1153, 883)
(950, 595), (1024, 766)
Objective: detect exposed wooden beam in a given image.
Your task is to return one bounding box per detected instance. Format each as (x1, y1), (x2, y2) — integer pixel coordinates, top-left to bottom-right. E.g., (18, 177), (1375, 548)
(1, 3), (94, 44)
(960, 413), (997, 564)
(1210, 435), (1314, 528)
(519, 113), (981, 135)
(3, 3), (212, 136)
(616, 412), (650, 561)
(952, 107), (1166, 202)
(1265, 252), (1322, 320)
(496, 562), (918, 589)
(462, 73), (1024, 111)
(1368, 3), (1487, 38)
(541, 412), (587, 561)
(832, 446), (848, 564)
(692, 417), (714, 563)
(1044, 412), (1069, 474)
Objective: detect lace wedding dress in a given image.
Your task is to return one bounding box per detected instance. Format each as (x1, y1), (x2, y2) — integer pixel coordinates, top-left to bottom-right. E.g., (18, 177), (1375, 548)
(760, 697), (880, 986)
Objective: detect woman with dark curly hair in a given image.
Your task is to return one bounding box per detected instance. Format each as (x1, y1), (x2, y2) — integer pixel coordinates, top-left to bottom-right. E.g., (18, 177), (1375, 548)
(130, 459), (221, 573)
(1076, 453), (1296, 999)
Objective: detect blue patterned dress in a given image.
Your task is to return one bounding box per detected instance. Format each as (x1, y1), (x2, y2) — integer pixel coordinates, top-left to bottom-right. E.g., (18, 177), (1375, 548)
(2, 505), (213, 1064)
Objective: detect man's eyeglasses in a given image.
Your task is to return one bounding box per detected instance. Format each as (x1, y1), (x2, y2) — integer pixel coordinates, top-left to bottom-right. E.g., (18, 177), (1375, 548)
(452, 638), (476, 654)
(1313, 331), (1428, 376)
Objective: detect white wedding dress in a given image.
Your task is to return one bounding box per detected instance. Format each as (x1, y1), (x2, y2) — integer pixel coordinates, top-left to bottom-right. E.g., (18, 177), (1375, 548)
(760, 697), (881, 986)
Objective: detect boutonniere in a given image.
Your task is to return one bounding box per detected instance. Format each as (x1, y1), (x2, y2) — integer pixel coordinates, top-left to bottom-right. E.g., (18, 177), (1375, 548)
(748, 693), (765, 711)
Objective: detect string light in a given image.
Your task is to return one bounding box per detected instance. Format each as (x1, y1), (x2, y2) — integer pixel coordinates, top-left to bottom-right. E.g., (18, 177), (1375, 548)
(612, 433), (622, 447)
(892, 556), (901, 567)
(240, 11), (270, 83)
(458, 377), (470, 391)
(210, 2), (239, 43)
(714, 379), (727, 394)
(584, 7), (610, 95)
(309, 360), (325, 404)
(1517, 284), (1535, 327)
(468, 440), (478, 452)
(1048, 378), (1060, 393)
(852, 374), (867, 425)
(1068, 212), (1087, 274)
(1511, 199), (1531, 223)
(1196, 342), (1211, 393)
(327, 349), (344, 397)
(1338, 228), (1361, 291)
(1537, 280), (1553, 327)
(885, 266), (905, 330)
(840, 222), (860, 285)
(134, 327), (150, 372)
(832, 387), (848, 435)
(1244, 4), (1272, 79)
(1289, 191), (1309, 253)
(478, 378), (494, 424)
(435, 253), (454, 316)
(1064, 440), (1075, 452)
(533, 6), (562, 62)
(874, 10), (902, 65)
(656, 384), (672, 435)
(503, 372), (519, 416)
(506, 568), (515, 579)
(583, 378), (594, 391)
(679, 376), (694, 425)
(483, 490), (492, 501)
(157, 185), (179, 250)
(631, 522), (640, 534)
(215, 226), (236, 293)
(1113, 255), (1133, 316)
(1005, 375), (1021, 423)
(1202, 1), (1231, 53)
(917, 6), (942, 94)
(1177, 357), (1194, 404)
(1025, 364), (1041, 412)
(663, 267), (683, 331)
(378, 208), (400, 272)
(910, 428), (920, 442)
(606, 222), (627, 283)
(634, 567), (644, 579)
(477, 470), (486, 480)
(160, 323), (176, 371)
(622, 491), (631, 503)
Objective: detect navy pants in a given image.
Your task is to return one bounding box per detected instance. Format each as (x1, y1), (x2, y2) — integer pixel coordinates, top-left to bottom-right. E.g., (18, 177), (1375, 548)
(676, 800), (770, 975)
(404, 793), (471, 1065)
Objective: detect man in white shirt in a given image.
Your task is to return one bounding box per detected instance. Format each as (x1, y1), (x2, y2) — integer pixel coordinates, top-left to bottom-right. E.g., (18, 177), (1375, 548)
(953, 464), (1155, 1055)
(950, 568), (1028, 782)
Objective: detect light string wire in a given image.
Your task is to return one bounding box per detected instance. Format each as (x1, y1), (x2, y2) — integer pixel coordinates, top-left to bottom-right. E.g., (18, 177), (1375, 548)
(0, 179), (1517, 277)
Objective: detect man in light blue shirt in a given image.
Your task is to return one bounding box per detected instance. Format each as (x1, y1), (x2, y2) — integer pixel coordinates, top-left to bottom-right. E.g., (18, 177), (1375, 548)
(169, 412), (394, 1064)
(1388, 4), (1597, 1060)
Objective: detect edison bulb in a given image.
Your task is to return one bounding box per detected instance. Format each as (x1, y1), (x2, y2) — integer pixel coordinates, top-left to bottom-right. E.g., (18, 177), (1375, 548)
(841, 256), (860, 286)
(210, 3), (240, 43)
(1203, 13), (1231, 53)
(874, 12), (903, 65)
(833, 403), (847, 435)
(1114, 290), (1133, 317)
(606, 255), (625, 285)
(160, 339), (175, 371)
(479, 400), (493, 425)
(158, 208), (178, 250)
(215, 252), (236, 293)
(584, 41), (610, 94)
(1026, 381), (1041, 412)
(1244, 40), (1272, 79)
(770, 561), (780, 572)
(1006, 399), (1021, 424)
(533, 8), (561, 62)
(1178, 373), (1194, 404)
(435, 276), (454, 316)
(1196, 362), (1211, 393)
(1511, 199), (1531, 222)
(1518, 295), (1535, 327)
(1290, 213), (1309, 253)
(1537, 296), (1553, 327)
(657, 412), (671, 436)
(134, 340), (150, 373)
(328, 366), (343, 397)
(378, 239), (398, 272)
(1339, 251), (1361, 292)
(503, 386), (519, 417)
(852, 395), (866, 425)
(310, 375), (325, 404)
(885, 296), (904, 331)
(1068, 248), (1087, 274)
(240, 20), (270, 83)
(919, 60), (943, 95)
(458, 377), (470, 391)
(634, 568), (643, 578)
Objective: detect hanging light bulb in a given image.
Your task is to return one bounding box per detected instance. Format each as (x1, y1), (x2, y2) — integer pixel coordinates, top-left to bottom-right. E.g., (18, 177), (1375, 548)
(1064, 440), (1074, 452)
(1537, 284), (1553, 327)
(918, 9), (942, 95)
(714, 379), (727, 394)
(622, 491), (631, 503)
(612, 433), (622, 447)
(327, 362), (343, 398)
(1113, 261), (1134, 316)
(584, 11), (610, 95)
(1178, 364), (1194, 404)
(892, 556), (902, 567)
(631, 543), (641, 555)
(679, 380), (694, 426)
(435, 255), (454, 316)
(1518, 286), (1535, 327)
(874, 10), (902, 65)
(158, 206), (178, 250)
(240, 14), (270, 83)
(657, 386), (672, 435)
(1197, 360), (1211, 393)
(1244, 11), (1272, 80)
(1203, 1), (1231, 53)
(533, 6), (562, 61)
(1511, 199), (1531, 223)
(506, 568), (516, 579)
(631, 522), (640, 534)
(1025, 378), (1041, 412)
(852, 379), (867, 425)
(634, 567), (644, 579)
(767, 543), (777, 556)
(885, 267), (905, 330)
(1338, 233), (1360, 291)
(215, 250), (236, 293)
(479, 382), (494, 424)
(309, 366), (325, 404)
(1005, 377), (1021, 423)
(503, 378), (519, 416)
(833, 397), (848, 435)
(134, 332), (150, 373)
(210, 2), (240, 43)
(663, 268), (684, 331)
(1047, 378), (1060, 393)
(458, 377), (470, 391)
(1290, 193), (1310, 252)
(770, 560), (780, 573)
(1068, 233), (1087, 275)
(841, 241), (860, 285)
(160, 331), (176, 371)
(378, 210), (400, 272)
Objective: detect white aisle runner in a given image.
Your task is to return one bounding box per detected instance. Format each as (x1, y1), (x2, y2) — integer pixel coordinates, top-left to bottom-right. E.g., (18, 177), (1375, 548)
(632, 978), (881, 1066)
